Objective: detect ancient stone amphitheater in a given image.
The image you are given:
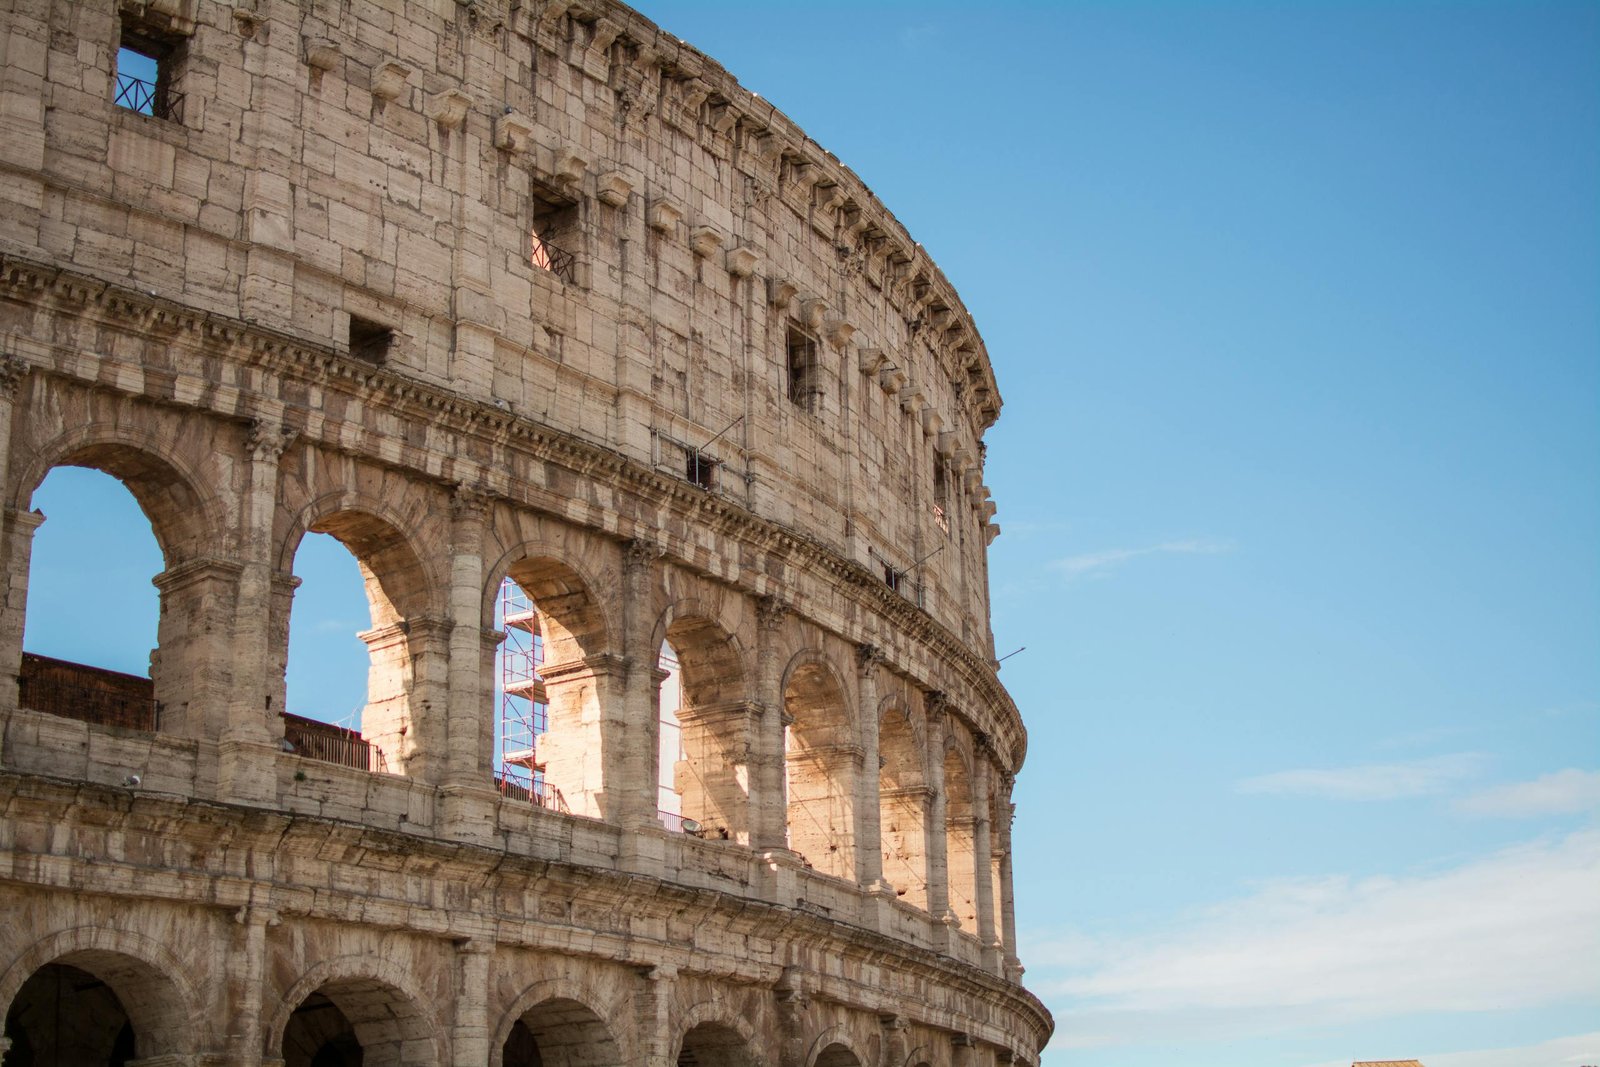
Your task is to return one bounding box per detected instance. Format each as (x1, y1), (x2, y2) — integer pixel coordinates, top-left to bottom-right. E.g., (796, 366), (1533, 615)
(0, 0), (1051, 1064)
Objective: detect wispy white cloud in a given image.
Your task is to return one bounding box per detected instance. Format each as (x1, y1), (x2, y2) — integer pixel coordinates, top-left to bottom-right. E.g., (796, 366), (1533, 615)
(1299, 1030), (1600, 1067)
(1049, 539), (1231, 580)
(1029, 829), (1600, 1048)
(1457, 769), (1600, 817)
(1236, 753), (1486, 801)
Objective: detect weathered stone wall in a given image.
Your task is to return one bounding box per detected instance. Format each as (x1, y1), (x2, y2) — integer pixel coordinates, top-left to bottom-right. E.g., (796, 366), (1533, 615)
(0, 0), (1048, 1063)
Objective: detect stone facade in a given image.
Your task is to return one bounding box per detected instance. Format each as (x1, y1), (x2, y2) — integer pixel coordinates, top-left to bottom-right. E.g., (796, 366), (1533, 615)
(0, 0), (1049, 1064)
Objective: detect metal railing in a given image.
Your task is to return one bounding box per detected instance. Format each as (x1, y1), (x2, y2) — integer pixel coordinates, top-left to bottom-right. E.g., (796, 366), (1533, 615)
(530, 235), (576, 283)
(495, 771), (569, 813)
(283, 716), (387, 773)
(114, 72), (184, 122)
(17, 675), (160, 732)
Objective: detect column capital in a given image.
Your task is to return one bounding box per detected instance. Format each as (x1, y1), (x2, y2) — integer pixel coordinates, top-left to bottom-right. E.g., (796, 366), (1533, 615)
(924, 689), (948, 722)
(247, 418), (297, 462)
(0, 355), (28, 399)
(450, 482), (493, 520)
(624, 536), (663, 572)
(855, 641), (885, 675)
(756, 594), (788, 631)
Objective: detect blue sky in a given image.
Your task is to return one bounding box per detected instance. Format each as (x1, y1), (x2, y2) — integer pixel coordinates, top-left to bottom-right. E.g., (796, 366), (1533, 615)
(22, 3), (1600, 1065)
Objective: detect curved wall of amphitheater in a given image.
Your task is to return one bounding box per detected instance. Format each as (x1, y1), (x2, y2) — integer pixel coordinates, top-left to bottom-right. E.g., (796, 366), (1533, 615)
(0, 0), (1050, 1064)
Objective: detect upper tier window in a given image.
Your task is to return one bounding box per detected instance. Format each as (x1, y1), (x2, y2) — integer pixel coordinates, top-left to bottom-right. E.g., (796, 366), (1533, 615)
(114, 23), (185, 123)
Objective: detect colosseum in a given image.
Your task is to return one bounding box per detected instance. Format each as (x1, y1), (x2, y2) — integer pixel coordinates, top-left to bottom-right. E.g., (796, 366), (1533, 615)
(0, 0), (1052, 1064)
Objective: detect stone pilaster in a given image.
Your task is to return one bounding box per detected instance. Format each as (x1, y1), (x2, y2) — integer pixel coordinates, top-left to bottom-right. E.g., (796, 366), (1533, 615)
(219, 421), (295, 805)
(972, 740), (999, 971)
(0, 508), (43, 721)
(855, 642), (890, 892)
(636, 964), (678, 1067)
(752, 595), (791, 855)
(924, 692), (955, 939)
(440, 486), (497, 837)
(997, 772), (1023, 981)
(226, 905), (275, 1067)
(617, 538), (663, 837)
(452, 939), (493, 1067)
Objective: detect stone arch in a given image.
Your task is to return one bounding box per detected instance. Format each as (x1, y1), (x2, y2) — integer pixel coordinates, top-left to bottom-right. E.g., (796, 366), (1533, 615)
(782, 649), (858, 881)
(14, 422), (225, 562)
(878, 696), (930, 909)
(943, 732), (979, 933)
(655, 596), (753, 842)
(805, 1028), (864, 1067)
(276, 491), (443, 775)
(10, 427), (230, 738)
(267, 955), (443, 1067)
(492, 979), (625, 1067)
(0, 926), (200, 1059)
(481, 538), (619, 818)
(672, 1005), (765, 1067)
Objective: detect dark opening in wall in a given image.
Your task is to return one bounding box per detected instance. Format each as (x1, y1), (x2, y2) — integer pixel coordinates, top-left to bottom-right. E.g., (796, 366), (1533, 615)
(787, 326), (820, 413)
(685, 448), (716, 489)
(531, 186), (580, 283)
(883, 564), (901, 592)
(114, 24), (186, 122)
(933, 460), (950, 535)
(348, 316), (393, 364)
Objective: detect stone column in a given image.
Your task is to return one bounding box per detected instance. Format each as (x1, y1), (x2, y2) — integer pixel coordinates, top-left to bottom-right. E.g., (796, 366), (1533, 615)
(636, 964), (678, 1067)
(226, 906), (275, 1067)
(0, 508), (43, 721)
(879, 1013), (908, 1067)
(854, 643), (889, 891)
(951, 1034), (976, 1067)
(923, 692), (954, 938)
(452, 939), (493, 1067)
(0, 356), (43, 725)
(774, 966), (810, 1067)
(619, 540), (662, 830)
(219, 421), (295, 805)
(972, 741), (999, 971)
(440, 486), (497, 838)
(997, 772), (1023, 982)
(752, 595), (791, 854)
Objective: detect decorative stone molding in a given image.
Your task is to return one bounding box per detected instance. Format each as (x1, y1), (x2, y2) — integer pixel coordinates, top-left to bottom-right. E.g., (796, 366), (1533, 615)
(646, 199), (682, 234)
(552, 148), (589, 185)
(303, 37), (340, 70)
(724, 245), (759, 277)
(595, 170), (632, 207)
(688, 225), (723, 259)
(371, 60), (412, 101)
(797, 296), (827, 330)
(824, 318), (856, 347)
(493, 109), (534, 153)
(428, 88), (474, 129)
(766, 277), (798, 309)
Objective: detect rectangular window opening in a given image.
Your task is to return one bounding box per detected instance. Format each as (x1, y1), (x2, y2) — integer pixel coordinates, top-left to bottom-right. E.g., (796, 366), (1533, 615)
(786, 326), (819, 413)
(115, 28), (185, 122)
(685, 448), (716, 489)
(531, 189), (579, 284)
(348, 316), (394, 365)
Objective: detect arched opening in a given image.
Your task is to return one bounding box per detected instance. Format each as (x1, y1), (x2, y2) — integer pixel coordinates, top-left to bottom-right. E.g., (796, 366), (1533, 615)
(1, 950), (189, 1064)
(283, 511), (432, 776)
(660, 614), (750, 842)
(493, 558), (610, 818)
(2, 963), (135, 1065)
(783, 659), (856, 881)
(878, 703), (930, 909)
(501, 998), (621, 1067)
(657, 638), (684, 829)
(18, 468), (164, 735)
(280, 977), (435, 1067)
(676, 1022), (752, 1067)
(944, 744), (978, 932)
(813, 1043), (860, 1067)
